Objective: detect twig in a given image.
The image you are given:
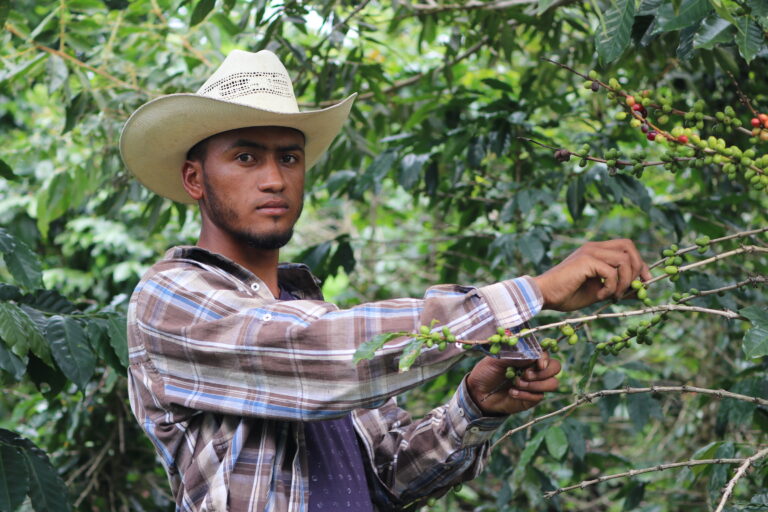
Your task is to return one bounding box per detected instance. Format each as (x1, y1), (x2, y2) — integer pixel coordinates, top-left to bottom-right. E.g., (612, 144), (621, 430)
(491, 385), (768, 451)
(520, 137), (696, 168)
(714, 446), (768, 512)
(462, 304), (741, 344)
(6, 23), (150, 94)
(544, 458), (746, 498)
(644, 245), (768, 286)
(408, 0), (535, 12)
(313, 33), (492, 106)
(679, 275), (768, 303)
(542, 57), (754, 138)
(649, 228), (768, 270)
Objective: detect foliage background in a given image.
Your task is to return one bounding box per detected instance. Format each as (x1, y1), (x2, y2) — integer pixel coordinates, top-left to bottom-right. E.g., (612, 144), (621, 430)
(0, 0), (766, 510)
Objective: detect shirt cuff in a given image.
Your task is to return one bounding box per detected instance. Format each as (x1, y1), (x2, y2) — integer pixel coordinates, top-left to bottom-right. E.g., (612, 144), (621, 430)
(445, 376), (508, 448)
(476, 276), (543, 326)
(474, 276), (544, 360)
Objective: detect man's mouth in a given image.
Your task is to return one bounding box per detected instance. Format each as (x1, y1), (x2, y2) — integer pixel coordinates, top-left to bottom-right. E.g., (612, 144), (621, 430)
(256, 199), (289, 216)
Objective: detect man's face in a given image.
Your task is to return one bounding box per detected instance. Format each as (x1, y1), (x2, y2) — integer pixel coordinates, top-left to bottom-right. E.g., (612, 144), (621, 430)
(192, 126), (306, 250)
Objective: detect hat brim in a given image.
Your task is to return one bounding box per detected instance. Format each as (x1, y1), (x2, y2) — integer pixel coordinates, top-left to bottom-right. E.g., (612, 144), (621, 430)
(119, 93), (356, 204)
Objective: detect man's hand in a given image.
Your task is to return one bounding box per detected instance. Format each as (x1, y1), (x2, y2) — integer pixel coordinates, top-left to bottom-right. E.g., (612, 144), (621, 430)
(533, 239), (651, 311)
(466, 355), (561, 416)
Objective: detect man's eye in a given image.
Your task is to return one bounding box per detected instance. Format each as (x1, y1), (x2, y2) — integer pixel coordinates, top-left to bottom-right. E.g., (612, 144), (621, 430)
(281, 154), (298, 164)
(236, 153), (254, 163)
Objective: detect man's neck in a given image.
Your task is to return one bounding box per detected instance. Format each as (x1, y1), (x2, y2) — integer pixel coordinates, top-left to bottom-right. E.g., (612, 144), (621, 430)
(197, 230), (281, 298)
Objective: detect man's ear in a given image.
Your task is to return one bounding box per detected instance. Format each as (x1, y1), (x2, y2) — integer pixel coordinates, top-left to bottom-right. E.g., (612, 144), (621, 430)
(181, 160), (204, 201)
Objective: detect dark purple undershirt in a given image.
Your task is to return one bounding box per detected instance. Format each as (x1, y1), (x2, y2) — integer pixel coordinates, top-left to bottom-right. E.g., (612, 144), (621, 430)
(279, 288), (373, 511)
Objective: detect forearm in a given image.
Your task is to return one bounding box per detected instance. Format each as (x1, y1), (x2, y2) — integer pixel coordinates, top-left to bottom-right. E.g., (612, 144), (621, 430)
(132, 265), (543, 421)
(353, 377), (506, 509)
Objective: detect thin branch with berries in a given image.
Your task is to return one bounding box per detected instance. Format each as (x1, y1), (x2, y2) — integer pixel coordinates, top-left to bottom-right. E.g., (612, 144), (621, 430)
(491, 385), (768, 451)
(543, 457), (748, 499)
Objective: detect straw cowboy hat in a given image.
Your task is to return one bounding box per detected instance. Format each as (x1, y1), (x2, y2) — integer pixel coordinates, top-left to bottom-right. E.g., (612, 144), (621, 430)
(120, 49), (356, 203)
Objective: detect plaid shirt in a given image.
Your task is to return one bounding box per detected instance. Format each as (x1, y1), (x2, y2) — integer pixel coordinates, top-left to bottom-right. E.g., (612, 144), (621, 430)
(127, 246), (543, 511)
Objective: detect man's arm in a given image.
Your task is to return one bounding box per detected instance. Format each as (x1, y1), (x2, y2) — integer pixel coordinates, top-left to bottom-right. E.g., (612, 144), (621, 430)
(128, 261), (542, 422)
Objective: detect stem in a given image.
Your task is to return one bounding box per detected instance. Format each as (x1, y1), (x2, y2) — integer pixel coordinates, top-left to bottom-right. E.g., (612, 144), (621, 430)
(520, 137), (696, 168)
(542, 57), (754, 138)
(544, 458), (746, 499)
(679, 275), (768, 303)
(645, 245), (768, 286)
(409, 0), (535, 12)
(6, 23), (150, 94)
(649, 227), (768, 270)
(491, 386), (768, 451)
(461, 304), (741, 344)
(714, 446), (768, 512)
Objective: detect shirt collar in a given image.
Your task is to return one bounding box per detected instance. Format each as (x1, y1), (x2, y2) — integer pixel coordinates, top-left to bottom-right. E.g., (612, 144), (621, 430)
(163, 246), (324, 300)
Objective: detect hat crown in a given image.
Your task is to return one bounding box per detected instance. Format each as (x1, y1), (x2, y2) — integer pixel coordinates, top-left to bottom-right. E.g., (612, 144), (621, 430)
(195, 50), (299, 113)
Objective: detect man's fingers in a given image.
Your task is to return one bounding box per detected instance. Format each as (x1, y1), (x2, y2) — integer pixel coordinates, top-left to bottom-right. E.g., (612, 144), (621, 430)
(514, 377), (559, 393)
(521, 357), (561, 380)
(508, 389), (544, 404)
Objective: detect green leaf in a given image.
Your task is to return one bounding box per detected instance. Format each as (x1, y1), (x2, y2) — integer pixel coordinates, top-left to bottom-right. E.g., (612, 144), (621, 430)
(0, 0), (9, 28)
(20, 440), (71, 512)
(693, 15), (734, 49)
(46, 316), (95, 392)
(741, 306), (768, 358)
(0, 442), (28, 511)
(708, 0), (739, 25)
(190, 0), (215, 26)
(544, 426), (568, 460)
(577, 350), (599, 393)
(690, 441), (722, 475)
(398, 337), (426, 372)
(399, 154), (429, 191)
(0, 229), (43, 290)
(627, 391), (653, 431)
(0, 340), (26, 381)
(658, 0), (712, 31)
(595, 0), (636, 64)
(511, 429), (546, 484)
(353, 332), (403, 363)
(566, 177), (586, 220)
(677, 24), (699, 60)
(0, 302), (50, 365)
(735, 17), (764, 63)
(105, 315), (129, 368)
(0, 159), (16, 182)
(46, 54), (68, 94)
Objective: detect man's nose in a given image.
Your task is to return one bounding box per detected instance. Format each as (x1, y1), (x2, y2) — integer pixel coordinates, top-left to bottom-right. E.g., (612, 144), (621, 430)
(257, 157), (286, 192)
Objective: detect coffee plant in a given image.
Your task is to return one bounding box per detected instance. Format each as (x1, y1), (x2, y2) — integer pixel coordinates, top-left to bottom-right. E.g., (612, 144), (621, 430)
(1, 0), (766, 510)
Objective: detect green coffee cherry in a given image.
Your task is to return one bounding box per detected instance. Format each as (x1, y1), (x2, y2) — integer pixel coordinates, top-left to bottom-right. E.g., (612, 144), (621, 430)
(664, 265), (679, 275)
(419, 325), (430, 335)
(637, 288), (648, 300)
(568, 334), (579, 345)
(561, 324), (575, 336)
(631, 280), (643, 290)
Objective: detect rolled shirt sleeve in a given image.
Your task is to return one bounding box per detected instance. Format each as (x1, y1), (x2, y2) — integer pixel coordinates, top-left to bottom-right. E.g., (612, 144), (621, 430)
(128, 254), (543, 422)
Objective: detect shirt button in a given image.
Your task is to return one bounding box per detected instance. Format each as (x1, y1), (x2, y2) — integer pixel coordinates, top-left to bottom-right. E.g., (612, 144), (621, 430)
(469, 426), (479, 433)
(263, 313), (272, 322)
(250, 283), (260, 291)
(458, 408), (464, 416)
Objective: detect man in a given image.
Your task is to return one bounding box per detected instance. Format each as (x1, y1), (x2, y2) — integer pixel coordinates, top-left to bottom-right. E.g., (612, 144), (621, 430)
(121, 50), (650, 511)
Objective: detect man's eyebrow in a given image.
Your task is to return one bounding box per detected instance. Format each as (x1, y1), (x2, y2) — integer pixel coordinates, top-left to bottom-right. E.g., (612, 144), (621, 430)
(227, 140), (304, 152)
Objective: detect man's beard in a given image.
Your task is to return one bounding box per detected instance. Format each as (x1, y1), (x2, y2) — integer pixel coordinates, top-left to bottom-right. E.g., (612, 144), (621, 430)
(202, 172), (300, 250)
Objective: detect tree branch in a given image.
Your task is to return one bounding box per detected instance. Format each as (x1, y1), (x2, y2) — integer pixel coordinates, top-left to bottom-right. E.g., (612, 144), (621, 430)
(491, 385), (768, 451)
(649, 227), (768, 270)
(6, 23), (150, 94)
(714, 446), (768, 512)
(544, 458), (746, 499)
(408, 0), (535, 13)
(644, 245), (768, 286)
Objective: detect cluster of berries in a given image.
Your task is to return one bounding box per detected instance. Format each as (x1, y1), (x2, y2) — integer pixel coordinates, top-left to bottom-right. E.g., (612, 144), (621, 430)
(750, 113), (768, 142)
(484, 326), (519, 355)
(418, 324), (455, 351)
